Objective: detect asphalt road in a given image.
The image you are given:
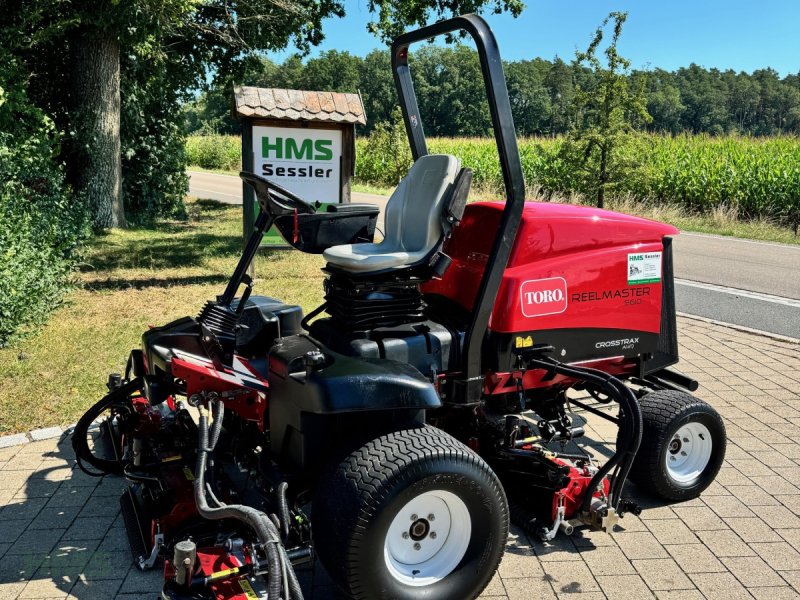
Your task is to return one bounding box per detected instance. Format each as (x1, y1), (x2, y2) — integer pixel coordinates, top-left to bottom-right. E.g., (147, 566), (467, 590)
(188, 170), (800, 339)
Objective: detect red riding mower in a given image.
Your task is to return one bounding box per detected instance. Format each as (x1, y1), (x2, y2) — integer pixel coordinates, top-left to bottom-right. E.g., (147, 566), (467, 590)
(73, 14), (726, 600)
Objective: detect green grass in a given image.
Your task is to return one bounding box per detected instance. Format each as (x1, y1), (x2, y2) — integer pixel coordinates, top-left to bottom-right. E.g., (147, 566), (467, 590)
(1, 183), (796, 434)
(0, 199), (326, 435)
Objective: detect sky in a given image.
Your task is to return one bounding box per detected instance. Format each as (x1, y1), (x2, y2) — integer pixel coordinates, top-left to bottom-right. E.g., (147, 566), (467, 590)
(269, 0), (800, 77)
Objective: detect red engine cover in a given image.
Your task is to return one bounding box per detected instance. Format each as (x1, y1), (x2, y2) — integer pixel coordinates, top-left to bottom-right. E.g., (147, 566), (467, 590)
(423, 201), (679, 390)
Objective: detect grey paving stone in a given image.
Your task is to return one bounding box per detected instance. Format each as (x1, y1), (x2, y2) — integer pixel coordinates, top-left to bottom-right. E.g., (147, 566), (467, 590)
(594, 574), (654, 599)
(117, 566), (163, 594)
(665, 543), (727, 574)
(695, 529), (755, 557)
(5, 530), (65, 557)
(578, 545), (636, 576)
(66, 577), (122, 599)
(27, 506), (81, 531)
(61, 515), (115, 541)
(78, 549), (131, 581)
(1, 497), (48, 521)
(719, 555), (786, 587)
(749, 587), (800, 600)
(689, 571), (756, 600)
(45, 487), (94, 510)
(502, 575), (557, 599)
(539, 560), (601, 594)
(632, 558), (694, 591)
(644, 519), (700, 545)
(614, 531), (670, 560)
(671, 506), (728, 531)
(749, 541), (800, 571)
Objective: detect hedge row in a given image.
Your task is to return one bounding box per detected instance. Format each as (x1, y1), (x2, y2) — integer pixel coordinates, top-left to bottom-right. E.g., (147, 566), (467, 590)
(0, 64), (88, 346)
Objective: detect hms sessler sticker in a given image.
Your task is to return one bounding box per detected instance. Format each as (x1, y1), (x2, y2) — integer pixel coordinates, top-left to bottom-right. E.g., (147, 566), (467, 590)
(627, 252), (662, 285)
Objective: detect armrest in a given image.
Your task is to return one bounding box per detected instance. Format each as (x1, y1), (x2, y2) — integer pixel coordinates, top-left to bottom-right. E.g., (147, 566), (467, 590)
(326, 203), (380, 215)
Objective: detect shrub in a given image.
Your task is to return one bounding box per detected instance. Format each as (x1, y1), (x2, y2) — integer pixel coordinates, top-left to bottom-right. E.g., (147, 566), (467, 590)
(186, 134), (241, 171)
(0, 58), (88, 346)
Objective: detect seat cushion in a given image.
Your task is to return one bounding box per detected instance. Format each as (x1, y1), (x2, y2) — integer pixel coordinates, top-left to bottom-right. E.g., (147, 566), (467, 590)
(323, 154), (461, 274)
(323, 243), (429, 273)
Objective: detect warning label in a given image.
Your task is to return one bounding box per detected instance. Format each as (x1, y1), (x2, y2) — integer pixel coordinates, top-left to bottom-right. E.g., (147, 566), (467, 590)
(627, 252), (662, 285)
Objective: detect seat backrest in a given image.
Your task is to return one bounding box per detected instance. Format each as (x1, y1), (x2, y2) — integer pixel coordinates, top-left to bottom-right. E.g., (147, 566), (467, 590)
(382, 154), (461, 253)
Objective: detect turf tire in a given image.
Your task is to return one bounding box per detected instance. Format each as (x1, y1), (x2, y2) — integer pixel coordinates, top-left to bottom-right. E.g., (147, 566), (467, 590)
(628, 390), (726, 501)
(312, 425), (509, 600)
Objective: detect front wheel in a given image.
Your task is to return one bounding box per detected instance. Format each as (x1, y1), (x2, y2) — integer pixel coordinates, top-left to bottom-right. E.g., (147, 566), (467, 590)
(628, 390), (726, 501)
(312, 426), (509, 600)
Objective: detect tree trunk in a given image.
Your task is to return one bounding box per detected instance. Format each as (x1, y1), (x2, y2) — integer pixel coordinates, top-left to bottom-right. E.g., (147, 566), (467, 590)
(68, 29), (125, 229)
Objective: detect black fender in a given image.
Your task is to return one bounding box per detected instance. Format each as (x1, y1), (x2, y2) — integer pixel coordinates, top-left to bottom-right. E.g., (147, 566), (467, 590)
(267, 335), (441, 470)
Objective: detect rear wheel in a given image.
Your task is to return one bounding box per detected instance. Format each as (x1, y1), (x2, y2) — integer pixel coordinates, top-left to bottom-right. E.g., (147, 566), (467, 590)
(628, 390), (726, 501)
(312, 426), (508, 600)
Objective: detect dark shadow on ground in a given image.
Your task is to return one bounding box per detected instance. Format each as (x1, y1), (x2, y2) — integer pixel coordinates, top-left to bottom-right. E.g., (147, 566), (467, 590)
(82, 274), (231, 292)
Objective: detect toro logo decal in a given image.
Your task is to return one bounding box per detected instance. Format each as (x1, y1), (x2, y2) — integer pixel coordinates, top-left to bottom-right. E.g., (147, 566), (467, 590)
(520, 277), (568, 318)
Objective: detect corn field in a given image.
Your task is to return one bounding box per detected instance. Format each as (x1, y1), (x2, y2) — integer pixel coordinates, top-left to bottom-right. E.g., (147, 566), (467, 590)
(187, 134), (800, 224)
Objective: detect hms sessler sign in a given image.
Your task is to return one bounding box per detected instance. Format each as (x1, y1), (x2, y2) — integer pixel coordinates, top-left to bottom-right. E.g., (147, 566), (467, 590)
(252, 125), (342, 204)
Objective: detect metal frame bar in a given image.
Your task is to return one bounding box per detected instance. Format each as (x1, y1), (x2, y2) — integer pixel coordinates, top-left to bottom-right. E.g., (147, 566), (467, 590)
(391, 14), (526, 402)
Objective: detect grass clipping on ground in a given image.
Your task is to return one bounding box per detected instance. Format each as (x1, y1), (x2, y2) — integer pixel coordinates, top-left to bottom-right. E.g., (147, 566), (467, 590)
(0, 199), (326, 435)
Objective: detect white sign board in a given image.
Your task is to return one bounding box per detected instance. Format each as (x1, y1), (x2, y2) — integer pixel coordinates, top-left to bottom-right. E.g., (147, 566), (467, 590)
(252, 125), (342, 204)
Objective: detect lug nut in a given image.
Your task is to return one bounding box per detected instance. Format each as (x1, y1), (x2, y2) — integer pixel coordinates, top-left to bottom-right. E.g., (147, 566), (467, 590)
(430, 532), (437, 539)
(402, 532), (409, 539)
(683, 437), (690, 443)
(413, 543), (421, 551)
(427, 514), (435, 521)
(681, 451), (687, 456)
(410, 513), (418, 521)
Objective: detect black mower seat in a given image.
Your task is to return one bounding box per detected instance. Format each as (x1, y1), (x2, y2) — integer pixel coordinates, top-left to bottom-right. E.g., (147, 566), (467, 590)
(323, 154), (462, 273)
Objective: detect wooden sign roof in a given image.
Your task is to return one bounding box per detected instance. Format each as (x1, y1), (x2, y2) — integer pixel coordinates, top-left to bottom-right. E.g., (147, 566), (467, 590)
(233, 86), (367, 125)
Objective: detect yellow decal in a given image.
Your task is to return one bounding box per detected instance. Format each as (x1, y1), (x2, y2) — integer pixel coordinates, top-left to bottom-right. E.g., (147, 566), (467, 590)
(182, 466), (195, 481)
(515, 335), (534, 349)
(161, 455), (182, 463)
(238, 578), (260, 599)
(208, 567), (239, 581)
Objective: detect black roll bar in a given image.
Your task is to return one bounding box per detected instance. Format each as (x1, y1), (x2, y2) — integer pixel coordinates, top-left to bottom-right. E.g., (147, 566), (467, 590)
(391, 14), (526, 402)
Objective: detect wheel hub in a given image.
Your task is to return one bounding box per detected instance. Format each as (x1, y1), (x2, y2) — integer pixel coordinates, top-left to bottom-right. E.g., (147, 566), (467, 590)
(665, 422), (713, 485)
(409, 518), (430, 541)
(384, 490), (471, 587)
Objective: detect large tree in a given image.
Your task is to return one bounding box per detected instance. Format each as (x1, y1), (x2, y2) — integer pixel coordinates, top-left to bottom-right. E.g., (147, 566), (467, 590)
(2, 0), (524, 229)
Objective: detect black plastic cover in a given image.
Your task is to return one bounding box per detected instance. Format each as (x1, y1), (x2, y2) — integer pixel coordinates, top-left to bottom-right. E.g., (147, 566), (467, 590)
(273, 205), (379, 254)
(310, 318), (462, 378)
(234, 296), (303, 357)
(268, 334), (441, 468)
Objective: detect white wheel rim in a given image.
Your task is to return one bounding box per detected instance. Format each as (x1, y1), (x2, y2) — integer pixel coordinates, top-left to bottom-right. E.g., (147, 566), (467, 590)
(665, 422), (713, 485)
(384, 490), (471, 587)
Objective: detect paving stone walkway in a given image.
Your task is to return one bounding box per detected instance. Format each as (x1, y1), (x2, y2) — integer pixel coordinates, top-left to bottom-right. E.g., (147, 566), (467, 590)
(1, 315), (799, 599)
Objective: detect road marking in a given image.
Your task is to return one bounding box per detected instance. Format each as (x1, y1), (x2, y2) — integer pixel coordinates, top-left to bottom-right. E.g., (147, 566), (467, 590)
(675, 279), (800, 307)
(679, 231), (800, 250)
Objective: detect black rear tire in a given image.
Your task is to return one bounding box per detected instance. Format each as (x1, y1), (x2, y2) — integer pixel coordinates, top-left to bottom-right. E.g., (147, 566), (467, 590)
(628, 390), (726, 501)
(312, 425), (509, 600)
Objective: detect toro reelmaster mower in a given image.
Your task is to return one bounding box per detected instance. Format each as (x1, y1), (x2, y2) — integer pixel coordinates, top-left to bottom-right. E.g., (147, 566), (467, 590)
(72, 14), (726, 600)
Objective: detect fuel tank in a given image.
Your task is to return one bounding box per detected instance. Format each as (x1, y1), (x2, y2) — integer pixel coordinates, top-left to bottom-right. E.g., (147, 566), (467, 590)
(423, 201), (680, 372)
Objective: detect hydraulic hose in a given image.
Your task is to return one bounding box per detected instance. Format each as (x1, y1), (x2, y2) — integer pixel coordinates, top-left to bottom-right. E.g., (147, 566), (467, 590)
(524, 357), (642, 513)
(276, 481), (291, 541)
(72, 377), (143, 476)
(193, 401), (304, 600)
